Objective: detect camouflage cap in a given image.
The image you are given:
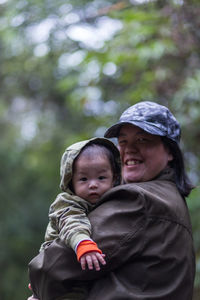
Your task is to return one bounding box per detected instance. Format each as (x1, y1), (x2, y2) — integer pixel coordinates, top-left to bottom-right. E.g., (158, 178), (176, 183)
(104, 101), (181, 143)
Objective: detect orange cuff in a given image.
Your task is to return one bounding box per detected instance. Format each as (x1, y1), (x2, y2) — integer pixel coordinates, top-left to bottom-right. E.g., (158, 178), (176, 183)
(76, 240), (102, 261)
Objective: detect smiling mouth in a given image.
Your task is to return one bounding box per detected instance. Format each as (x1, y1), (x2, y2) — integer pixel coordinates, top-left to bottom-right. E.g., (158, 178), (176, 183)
(126, 160), (142, 166)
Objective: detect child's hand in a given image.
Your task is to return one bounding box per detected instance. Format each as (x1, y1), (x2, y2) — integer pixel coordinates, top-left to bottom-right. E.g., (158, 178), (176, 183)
(27, 283), (39, 300)
(80, 251), (106, 271)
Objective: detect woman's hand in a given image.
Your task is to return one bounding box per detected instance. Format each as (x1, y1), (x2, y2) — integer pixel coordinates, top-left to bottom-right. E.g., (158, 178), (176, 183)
(27, 284), (39, 300)
(80, 251), (106, 271)
(27, 296), (39, 300)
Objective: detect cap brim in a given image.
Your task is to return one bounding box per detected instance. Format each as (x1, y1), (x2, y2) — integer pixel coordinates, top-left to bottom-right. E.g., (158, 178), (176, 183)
(104, 121), (166, 138)
(104, 122), (129, 138)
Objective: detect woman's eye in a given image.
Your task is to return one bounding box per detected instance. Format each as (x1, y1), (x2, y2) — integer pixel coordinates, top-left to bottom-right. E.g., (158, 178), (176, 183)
(137, 137), (147, 143)
(99, 176), (106, 180)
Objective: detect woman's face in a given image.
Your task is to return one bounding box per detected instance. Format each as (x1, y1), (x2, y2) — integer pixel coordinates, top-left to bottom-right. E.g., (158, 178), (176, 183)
(118, 124), (173, 183)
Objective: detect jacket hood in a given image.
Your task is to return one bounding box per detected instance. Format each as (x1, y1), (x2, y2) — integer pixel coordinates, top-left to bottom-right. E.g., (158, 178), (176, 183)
(60, 137), (121, 192)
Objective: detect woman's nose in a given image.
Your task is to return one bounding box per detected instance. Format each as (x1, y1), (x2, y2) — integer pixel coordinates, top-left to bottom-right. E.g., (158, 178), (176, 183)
(125, 142), (138, 153)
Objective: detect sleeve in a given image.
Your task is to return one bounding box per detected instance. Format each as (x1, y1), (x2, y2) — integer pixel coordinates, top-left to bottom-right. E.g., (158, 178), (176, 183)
(28, 186), (147, 300)
(46, 192), (94, 251)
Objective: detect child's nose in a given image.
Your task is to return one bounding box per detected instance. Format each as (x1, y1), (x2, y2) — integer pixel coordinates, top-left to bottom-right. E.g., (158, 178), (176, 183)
(89, 180), (98, 188)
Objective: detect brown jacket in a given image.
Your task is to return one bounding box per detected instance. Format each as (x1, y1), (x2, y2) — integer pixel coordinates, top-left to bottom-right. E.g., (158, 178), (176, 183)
(29, 168), (195, 300)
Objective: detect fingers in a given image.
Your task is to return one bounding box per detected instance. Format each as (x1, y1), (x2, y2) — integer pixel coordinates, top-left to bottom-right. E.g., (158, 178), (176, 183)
(80, 252), (106, 271)
(80, 256), (86, 270)
(86, 253), (97, 270)
(96, 252), (106, 267)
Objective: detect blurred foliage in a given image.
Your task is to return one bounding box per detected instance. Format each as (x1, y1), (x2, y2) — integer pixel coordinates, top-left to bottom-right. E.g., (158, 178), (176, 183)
(0, 0), (200, 299)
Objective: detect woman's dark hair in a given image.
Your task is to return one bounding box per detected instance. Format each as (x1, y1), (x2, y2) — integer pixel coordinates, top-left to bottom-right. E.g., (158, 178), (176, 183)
(161, 137), (194, 197)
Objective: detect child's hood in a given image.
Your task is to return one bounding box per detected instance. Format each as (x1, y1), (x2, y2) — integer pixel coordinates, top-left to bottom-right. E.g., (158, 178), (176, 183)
(60, 137), (121, 192)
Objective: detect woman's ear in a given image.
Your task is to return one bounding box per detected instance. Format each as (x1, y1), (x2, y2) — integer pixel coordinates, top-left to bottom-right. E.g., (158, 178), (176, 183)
(168, 152), (173, 162)
(164, 144), (173, 162)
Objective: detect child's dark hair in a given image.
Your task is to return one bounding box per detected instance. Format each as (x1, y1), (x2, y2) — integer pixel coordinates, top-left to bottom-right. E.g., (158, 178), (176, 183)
(161, 137), (194, 197)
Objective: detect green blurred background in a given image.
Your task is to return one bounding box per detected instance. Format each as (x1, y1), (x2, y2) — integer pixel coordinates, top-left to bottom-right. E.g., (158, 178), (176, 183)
(0, 0), (199, 299)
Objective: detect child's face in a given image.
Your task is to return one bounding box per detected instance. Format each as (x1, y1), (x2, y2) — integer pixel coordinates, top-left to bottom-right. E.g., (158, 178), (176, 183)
(72, 154), (114, 204)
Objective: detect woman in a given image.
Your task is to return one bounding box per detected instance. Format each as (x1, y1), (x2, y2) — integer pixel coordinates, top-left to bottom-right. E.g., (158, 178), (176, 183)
(28, 101), (195, 300)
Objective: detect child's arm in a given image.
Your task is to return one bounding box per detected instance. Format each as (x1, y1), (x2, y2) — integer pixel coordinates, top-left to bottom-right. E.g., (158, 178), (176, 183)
(53, 193), (92, 247)
(50, 193), (106, 270)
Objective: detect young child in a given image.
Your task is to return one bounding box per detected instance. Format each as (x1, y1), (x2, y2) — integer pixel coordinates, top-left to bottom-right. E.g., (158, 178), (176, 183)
(28, 138), (121, 299)
(40, 137), (121, 271)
